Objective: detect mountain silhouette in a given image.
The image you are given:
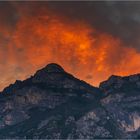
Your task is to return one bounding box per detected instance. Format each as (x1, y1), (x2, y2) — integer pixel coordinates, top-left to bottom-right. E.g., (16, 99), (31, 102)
(0, 63), (140, 139)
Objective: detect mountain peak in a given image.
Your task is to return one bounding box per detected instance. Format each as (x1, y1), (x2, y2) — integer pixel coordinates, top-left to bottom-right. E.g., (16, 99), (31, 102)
(35, 63), (65, 76)
(2, 62), (101, 98)
(44, 63), (65, 73)
(31, 63), (66, 84)
(33, 63), (64, 79)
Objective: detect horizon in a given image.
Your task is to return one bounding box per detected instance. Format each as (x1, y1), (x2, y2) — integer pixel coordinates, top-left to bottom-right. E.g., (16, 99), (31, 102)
(1, 62), (140, 93)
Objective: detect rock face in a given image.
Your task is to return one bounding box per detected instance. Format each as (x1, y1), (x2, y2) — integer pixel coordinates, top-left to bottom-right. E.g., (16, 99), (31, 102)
(0, 63), (140, 139)
(100, 74), (140, 138)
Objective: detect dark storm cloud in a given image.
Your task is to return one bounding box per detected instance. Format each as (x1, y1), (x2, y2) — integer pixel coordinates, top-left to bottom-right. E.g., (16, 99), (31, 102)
(0, 2), (18, 30)
(1, 1), (140, 50)
(46, 1), (140, 50)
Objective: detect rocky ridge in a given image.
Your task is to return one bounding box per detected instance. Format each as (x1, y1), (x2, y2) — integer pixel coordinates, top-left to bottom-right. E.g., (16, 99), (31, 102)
(0, 63), (140, 139)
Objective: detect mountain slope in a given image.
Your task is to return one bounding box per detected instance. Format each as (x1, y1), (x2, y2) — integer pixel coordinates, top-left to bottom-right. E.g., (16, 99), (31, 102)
(0, 63), (140, 138)
(100, 74), (140, 138)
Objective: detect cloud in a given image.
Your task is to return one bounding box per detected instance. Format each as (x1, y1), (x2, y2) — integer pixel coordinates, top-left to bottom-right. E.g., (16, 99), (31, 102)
(0, 1), (140, 91)
(1, 1), (140, 50)
(46, 1), (140, 50)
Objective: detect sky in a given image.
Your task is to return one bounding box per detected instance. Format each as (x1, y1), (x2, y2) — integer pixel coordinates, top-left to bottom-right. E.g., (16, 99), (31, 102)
(0, 1), (140, 91)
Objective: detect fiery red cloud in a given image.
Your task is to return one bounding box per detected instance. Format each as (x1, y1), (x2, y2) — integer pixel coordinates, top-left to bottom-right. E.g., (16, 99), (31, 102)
(0, 6), (140, 91)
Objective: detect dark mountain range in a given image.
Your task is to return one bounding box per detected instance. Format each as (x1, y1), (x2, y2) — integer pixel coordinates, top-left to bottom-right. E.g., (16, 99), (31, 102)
(0, 63), (140, 139)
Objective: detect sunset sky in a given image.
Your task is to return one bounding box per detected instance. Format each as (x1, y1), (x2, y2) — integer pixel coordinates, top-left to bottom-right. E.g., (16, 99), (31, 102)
(1, 1), (140, 91)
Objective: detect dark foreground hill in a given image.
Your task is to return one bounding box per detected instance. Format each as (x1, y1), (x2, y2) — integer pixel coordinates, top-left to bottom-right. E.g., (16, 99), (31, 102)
(0, 63), (140, 139)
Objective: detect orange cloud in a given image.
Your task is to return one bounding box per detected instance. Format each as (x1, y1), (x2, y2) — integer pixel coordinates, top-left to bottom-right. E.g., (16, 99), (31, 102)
(0, 8), (140, 91)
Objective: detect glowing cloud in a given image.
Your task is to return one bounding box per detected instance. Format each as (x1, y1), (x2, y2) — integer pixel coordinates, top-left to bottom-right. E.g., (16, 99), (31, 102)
(0, 4), (140, 90)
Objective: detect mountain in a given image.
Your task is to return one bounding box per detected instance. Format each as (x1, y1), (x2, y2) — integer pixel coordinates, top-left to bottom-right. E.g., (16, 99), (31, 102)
(0, 63), (140, 139)
(99, 74), (140, 138)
